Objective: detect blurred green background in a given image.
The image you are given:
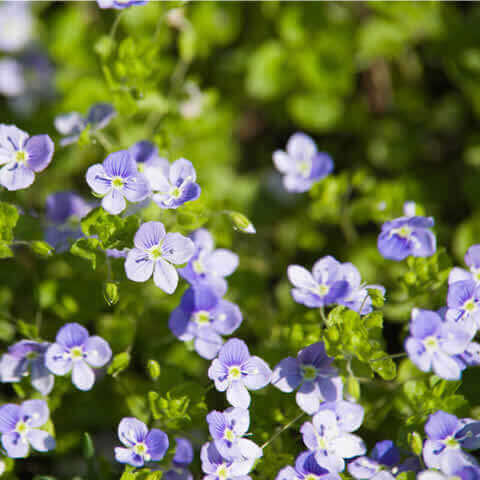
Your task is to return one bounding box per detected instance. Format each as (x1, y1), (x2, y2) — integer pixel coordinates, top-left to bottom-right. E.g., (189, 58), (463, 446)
(2, 2), (480, 478)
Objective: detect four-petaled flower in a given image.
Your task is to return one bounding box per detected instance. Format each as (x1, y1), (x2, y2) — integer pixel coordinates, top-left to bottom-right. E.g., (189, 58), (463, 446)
(287, 256), (350, 308)
(114, 417), (169, 467)
(179, 228), (239, 296)
(201, 441), (255, 480)
(348, 440), (401, 480)
(97, 0), (148, 9)
(423, 411), (480, 474)
(45, 323), (112, 391)
(0, 124), (54, 191)
(208, 338), (272, 409)
(301, 408), (366, 473)
(206, 407), (262, 461)
(55, 103), (116, 146)
(148, 157), (201, 209)
(273, 133), (334, 193)
(0, 340), (54, 395)
(276, 451), (341, 480)
(446, 280), (480, 330)
(125, 221), (195, 294)
(0, 400), (55, 458)
(169, 285), (242, 359)
(86, 150), (150, 215)
(405, 309), (473, 381)
(271, 342), (342, 414)
(377, 215), (436, 261)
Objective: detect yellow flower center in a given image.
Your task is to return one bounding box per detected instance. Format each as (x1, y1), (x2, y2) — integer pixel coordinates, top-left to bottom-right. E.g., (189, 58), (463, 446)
(15, 421), (28, 435)
(229, 366), (242, 380)
(149, 245), (163, 260)
(112, 177), (124, 189)
(216, 465), (228, 479)
(301, 365), (318, 381)
(224, 428), (235, 442)
(70, 346), (84, 360)
(15, 150), (28, 164)
(465, 299), (476, 312)
(193, 259), (204, 274)
(133, 442), (148, 455)
(194, 310), (211, 325)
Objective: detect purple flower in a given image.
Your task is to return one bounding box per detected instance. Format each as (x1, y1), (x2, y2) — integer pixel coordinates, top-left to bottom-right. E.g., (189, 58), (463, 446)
(446, 280), (480, 329)
(169, 285), (242, 359)
(271, 342), (342, 414)
(405, 309), (473, 381)
(287, 256), (350, 308)
(44, 191), (93, 251)
(418, 467), (480, 480)
(273, 133), (333, 193)
(45, 323), (112, 391)
(337, 262), (385, 315)
(86, 150), (150, 215)
(0, 2), (32, 53)
(0, 58), (25, 97)
(455, 341), (480, 369)
(164, 437), (194, 480)
(97, 0), (148, 9)
(316, 400), (365, 433)
(201, 441), (255, 480)
(0, 124), (54, 191)
(55, 103), (116, 146)
(0, 400), (55, 458)
(377, 215), (436, 261)
(179, 229), (239, 296)
(208, 338), (272, 409)
(146, 157), (201, 209)
(301, 406), (366, 473)
(0, 340), (54, 395)
(423, 411), (480, 474)
(276, 451), (341, 480)
(124, 221), (195, 294)
(348, 440), (400, 479)
(206, 407), (262, 461)
(449, 245), (480, 286)
(114, 417), (168, 467)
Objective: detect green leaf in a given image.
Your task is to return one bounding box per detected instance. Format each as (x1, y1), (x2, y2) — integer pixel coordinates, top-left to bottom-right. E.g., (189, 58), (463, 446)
(370, 352), (397, 380)
(408, 431), (423, 456)
(0, 240), (13, 259)
(30, 241), (54, 257)
(70, 237), (100, 269)
(367, 288), (385, 308)
(0, 201), (19, 242)
(107, 352), (131, 378)
(83, 432), (95, 459)
(17, 320), (39, 340)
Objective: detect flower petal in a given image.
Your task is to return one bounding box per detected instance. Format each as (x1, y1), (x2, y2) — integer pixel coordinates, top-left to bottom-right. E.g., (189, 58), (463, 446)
(24, 134), (54, 172)
(204, 249), (239, 277)
(72, 361), (95, 391)
(118, 417), (148, 447)
(287, 265), (317, 290)
(271, 357), (301, 393)
(45, 343), (72, 375)
(27, 429), (55, 452)
(0, 162), (34, 190)
(122, 173), (151, 202)
(226, 381), (251, 408)
(169, 158), (197, 184)
(20, 400), (49, 427)
(425, 411), (460, 440)
(114, 446), (144, 467)
(242, 356), (272, 390)
(0, 404), (20, 433)
(102, 189), (126, 215)
(145, 428), (169, 461)
(56, 323), (89, 348)
(86, 164), (111, 195)
(125, 248), (154, 283)
(134, 221), (165, 250)
(103, 150), (137, 178)
(219, 338), (250, 367)
(2, 432), (28, 458)
(153, 258), (179, 294)
(161, 233), (195, 265)
(84, 336), (112, 367)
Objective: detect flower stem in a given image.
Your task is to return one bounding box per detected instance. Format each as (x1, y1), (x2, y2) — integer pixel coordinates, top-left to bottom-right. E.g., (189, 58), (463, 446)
(261, 412), (305, 450)
(370, 352), (407, 363)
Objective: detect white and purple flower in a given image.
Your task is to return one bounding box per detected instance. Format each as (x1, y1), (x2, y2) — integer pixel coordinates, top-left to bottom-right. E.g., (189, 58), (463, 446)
(446, 280), (480, 330)
(287, 256), (350, 309)
(124, 221), (195, 294)
(348, 440), (401, 480)
(273, 133), (333, 193)
(276, 451), (341, 480)
(206, 407), (262, 461)
(405, 309), (473, 381)
(0, 400), (55, 458)
(377, 212), (436, 261)
(0, 124), (54, 191)
(169, 285), (242, 359)
(179, 228), (239, 297)
(423, 411), (480, 474)
(86, 150), (150, 215)
(55, 103), (116, 146)
(271, 342), (342, 414)
(0, 340), (54, 395)
(97, 0), (148, 9)
(449, 245), (480, 286)
(208, 338), (272, 409)
(201, 441), (255, 480)
(114, 417), (169, 467)
(164, 437), (194, 480)
(45, 323), (112, 391)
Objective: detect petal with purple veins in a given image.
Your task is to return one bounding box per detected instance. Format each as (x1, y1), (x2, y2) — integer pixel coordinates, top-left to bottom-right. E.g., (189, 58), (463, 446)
(0, 162), (35, 191)
(72, 361), (95, 391)
(102, 188), (126, 215)
(118, 417), (148, 447)
(86, 164), (111, 195)
(84, 336), (112, 367)
(153, 258), (179, 294)
(24, 134), (54, 172)
(145, 428), (169, 461)
(2, 432), (29, 458)
(56, 323), (89, 349)
(134, 221), (165, 250)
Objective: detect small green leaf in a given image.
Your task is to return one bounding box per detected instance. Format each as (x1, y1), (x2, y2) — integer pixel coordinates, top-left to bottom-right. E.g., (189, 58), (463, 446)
(17, 320), (39, 340)
(346, 376), (361, 401)
(30, 241), (54, 257)
(0, 241), (13, 258)
(108, 352), (131, 377)
(367, 287), (385, 308)
(408, 431), (423, 456)
(83, 432), (95, 459)
(70, 238), (100, 269)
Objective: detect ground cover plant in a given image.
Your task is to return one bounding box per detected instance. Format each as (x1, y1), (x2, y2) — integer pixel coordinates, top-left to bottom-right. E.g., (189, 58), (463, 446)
(1, 1), (480, 479)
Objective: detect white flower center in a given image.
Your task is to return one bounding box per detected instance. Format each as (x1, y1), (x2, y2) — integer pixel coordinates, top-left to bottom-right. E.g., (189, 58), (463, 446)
(68, 346), (85, 361)
(424, 336), (438, 352)
(296, 159), (311, 177)
(148, 244), (163, 261)
(391, 226), (412, 239)
(133, 442), (150, 460)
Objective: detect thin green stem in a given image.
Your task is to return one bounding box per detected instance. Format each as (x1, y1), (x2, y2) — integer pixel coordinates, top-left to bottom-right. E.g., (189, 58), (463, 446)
(319, 306), (327, 325)
(261, 412), (305, 450)
(109, 10), (125, 40)
(370, 352), (407, 363)
(92, 131), (113, 151)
